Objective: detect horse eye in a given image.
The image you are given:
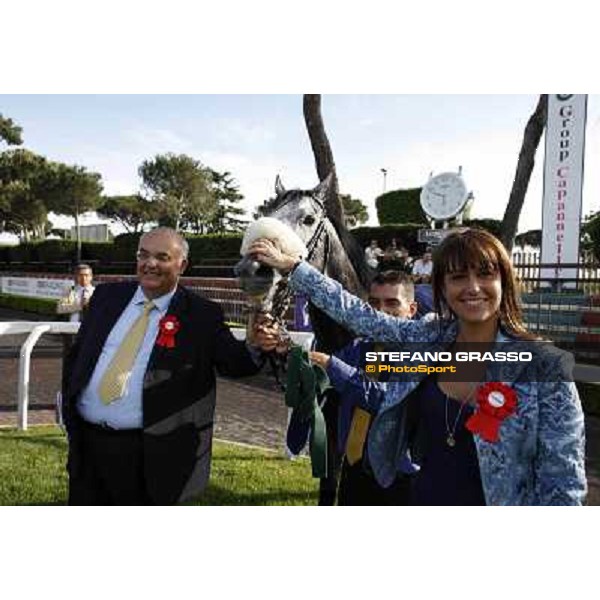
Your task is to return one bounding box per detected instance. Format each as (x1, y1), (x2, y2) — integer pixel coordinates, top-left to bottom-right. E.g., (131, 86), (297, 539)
(303, 215), (316, 226)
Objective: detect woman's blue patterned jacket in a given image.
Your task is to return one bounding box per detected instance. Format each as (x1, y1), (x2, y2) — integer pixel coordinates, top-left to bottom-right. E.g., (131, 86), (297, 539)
(289, 263), (587, 505)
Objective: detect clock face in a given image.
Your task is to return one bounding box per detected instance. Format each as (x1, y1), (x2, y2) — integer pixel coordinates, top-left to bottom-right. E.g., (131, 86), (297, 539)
(420, 172), (468, 220)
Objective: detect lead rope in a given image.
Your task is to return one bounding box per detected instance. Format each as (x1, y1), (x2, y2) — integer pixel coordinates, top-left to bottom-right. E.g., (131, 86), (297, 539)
(265, 209), (329, 391)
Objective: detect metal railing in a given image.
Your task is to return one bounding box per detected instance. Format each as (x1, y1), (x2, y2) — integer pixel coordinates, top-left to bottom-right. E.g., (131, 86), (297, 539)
(0, 321), (313, 431)
(0, 321), (79, 430)
(513, 258), (600, 294)
(514, 264), (600, 365)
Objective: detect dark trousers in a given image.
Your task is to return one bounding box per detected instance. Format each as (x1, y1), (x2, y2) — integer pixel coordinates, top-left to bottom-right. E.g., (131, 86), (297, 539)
(337, 458), (412, 506)
(68, 420), (152, 506)
(319, 396), (342, 506)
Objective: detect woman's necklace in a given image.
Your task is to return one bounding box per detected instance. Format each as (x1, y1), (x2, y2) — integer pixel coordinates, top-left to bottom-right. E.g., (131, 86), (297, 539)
(444, 384), (478, 447)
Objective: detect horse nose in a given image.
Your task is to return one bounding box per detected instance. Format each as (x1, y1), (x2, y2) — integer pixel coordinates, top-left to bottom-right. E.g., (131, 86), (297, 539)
(235, 256), (276, 297)
(234, 256), (260, 278)
(234, 257), (246, 278)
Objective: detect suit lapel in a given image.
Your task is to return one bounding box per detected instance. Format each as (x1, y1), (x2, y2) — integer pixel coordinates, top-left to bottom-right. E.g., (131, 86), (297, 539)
(146, 285), (189, 372)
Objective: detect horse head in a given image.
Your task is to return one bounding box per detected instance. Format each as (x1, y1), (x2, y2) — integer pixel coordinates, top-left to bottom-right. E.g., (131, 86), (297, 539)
(236, 173), (368, 353)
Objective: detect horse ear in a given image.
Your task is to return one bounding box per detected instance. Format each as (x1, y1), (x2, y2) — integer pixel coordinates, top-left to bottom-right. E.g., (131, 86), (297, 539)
(275, 175), (286, 196)
(313, 172), (334, 200)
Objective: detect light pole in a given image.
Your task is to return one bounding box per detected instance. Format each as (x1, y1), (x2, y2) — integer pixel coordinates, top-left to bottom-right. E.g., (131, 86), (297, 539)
(380, 168), (388, 193)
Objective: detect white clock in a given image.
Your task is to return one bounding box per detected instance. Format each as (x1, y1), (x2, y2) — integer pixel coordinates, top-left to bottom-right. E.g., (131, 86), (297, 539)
(420, 172), (468, 221)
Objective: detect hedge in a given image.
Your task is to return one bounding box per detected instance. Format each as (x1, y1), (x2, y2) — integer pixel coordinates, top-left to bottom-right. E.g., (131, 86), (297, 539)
(0, 233), (245, 266)
(352, 219), (504, 255)
(0, 293), (58, 316)
(351, 224), (425, 256)
(375, 188), (428, 225)
(1, 221), (507, 268)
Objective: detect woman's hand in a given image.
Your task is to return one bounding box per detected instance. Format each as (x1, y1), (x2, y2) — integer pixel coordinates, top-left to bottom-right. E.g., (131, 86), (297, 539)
(247, 239), (300, 274)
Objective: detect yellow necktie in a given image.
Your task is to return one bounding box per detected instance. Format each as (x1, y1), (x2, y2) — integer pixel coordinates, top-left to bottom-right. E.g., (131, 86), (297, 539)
(345, 407), (372, 466)
(345, 342), (383, 466)
(98, 300), (156, 404)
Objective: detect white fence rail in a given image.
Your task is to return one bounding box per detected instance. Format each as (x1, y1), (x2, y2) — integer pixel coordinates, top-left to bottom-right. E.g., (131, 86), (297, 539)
(0, 321), (314, 431)
(0, 321), (79, 430)
(4, 320), (596, 432)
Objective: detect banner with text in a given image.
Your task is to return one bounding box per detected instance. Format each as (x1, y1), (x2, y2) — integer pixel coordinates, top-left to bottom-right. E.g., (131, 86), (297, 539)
(0, 277), (71, 300)
(541, 94), (587, 287)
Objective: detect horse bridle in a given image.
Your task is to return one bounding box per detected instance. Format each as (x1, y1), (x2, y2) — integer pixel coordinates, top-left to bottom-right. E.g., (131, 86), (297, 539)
(260, 192), (332, 390)
(272, 191), (330, 265)
(269, 192), (330, 325)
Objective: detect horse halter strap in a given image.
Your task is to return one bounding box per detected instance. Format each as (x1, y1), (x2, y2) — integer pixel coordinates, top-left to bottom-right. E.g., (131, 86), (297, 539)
(270, 193), (329, 323)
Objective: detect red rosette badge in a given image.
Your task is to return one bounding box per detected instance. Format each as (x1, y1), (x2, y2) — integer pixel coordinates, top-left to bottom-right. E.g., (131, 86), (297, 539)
(156, 315), (180, 348)
(465, 382), (517, 443)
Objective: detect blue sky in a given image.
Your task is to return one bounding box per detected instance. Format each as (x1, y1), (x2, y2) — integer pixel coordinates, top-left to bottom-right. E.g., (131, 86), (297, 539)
(2, 94), (599, 241)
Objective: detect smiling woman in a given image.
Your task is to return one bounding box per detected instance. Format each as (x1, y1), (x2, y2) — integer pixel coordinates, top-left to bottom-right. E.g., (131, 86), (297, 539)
(249, 227), (587, 505)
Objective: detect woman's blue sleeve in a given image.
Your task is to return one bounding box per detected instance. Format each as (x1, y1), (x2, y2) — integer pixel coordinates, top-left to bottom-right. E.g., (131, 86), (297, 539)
(534, 353), (587, 505)
(289, 262), (427, 343)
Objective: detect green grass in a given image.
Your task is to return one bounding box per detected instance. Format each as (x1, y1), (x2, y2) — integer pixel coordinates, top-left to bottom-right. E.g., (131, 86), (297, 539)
(0, 426), (318, 506)
(0, 292), (58, 315)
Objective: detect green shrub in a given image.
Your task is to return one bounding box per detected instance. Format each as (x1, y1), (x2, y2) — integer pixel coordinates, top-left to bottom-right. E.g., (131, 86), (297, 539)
(0, 246), (11, 262)
(351, 224), (424, 255)
(0, 293), (58, 315)
(352, 219), (504, 255)
(113, 232), (243, 262)
(6, 243), (33, 262)
(465, 218), (503, 239)
(375, 188), (428, 225)
(82, 242), (118, 263)
(186, 234), (243, 261)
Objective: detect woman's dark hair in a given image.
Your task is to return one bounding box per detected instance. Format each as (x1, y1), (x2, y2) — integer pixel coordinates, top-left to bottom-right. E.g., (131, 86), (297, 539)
(431, 228), (533, 339)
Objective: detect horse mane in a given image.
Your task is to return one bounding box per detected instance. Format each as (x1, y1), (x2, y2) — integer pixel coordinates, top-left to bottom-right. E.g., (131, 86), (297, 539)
(260, 189), (305, 214)
(327, 209), (372, 291)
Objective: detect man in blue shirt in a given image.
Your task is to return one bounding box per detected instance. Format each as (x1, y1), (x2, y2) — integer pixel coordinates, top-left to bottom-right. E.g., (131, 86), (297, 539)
(62, 227), (279, 505)
(310, 271), (428, 505)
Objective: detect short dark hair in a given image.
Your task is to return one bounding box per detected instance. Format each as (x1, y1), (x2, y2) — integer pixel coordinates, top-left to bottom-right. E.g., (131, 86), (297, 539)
(371, 270), (414, 301)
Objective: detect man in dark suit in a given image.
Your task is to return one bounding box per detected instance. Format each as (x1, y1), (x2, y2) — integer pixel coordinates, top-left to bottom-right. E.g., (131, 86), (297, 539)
(62, 227), (278, 505)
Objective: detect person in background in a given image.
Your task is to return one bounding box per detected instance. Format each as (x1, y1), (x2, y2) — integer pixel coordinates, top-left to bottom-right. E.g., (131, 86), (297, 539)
(56, 263), (95, 323)
(309, 270), (421, 505)
(364, 240), (384, 269)
(411, 248), (433, 283)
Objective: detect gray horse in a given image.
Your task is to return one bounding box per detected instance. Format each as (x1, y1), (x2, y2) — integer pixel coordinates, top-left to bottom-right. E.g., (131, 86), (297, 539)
(235, 173), (372, 504)
(236, 173), (371, 354)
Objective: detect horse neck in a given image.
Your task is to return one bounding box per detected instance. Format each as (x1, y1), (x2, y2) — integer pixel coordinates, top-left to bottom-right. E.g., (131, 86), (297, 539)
(321, 220), (363, 295)
(308, 220), (364, 353)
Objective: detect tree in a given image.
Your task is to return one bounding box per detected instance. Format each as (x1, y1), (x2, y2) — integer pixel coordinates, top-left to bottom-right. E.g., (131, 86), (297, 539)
(0, 114), (23, 146)
(0, 149), (51, 240)
(205, 169), (247, 233)
(303, 95), (344, 225)
(514, 229), (542, 249)
(500, 95), (547, 252)
(582, 210), (600, 262)
(340, 194), (369, 228)
(139, 153), (216, 232)
(45, 163), (104, 261)
(98, 194), (158, 233)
